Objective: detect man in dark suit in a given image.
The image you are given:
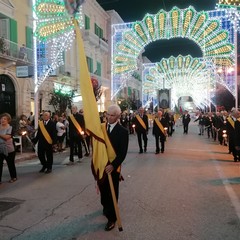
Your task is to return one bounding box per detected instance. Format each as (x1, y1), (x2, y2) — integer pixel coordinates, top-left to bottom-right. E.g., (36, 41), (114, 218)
(133, 107), (149, 153)
(98, 104), (129, 231)
(32, 111), (57, 173)
(67, 105), (85, 164)
(182, 110), (191, 134)
(153, 110), (168, 154)
(227, 110), (239, 161)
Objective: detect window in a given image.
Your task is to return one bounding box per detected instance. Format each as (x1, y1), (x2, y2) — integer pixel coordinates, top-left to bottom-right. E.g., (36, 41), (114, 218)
(96, 61), (101, 76)
(94, 23), (103, 38)
(85, 15), (90, 30)
(86, 56), (93, 73)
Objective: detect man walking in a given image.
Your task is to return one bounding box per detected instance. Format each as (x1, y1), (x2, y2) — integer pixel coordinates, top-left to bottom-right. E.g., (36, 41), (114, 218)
(97, 105), (129, 231)
(153, 110), (168, 154)
(182, 110), (191, 134)
(67, 106), (85, 164)
(133, 107), (149, 153)
(32, 111), (57, 173)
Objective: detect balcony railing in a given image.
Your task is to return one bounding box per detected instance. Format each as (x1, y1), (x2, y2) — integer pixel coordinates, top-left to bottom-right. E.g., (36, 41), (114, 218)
(0, 38), (33, 64)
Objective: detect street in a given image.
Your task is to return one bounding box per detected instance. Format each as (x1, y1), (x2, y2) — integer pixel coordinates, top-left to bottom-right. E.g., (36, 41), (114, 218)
(1, 121), (240, 240)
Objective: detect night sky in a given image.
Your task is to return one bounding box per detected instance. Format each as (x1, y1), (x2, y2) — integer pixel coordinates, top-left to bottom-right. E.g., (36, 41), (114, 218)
(96, 0), (220, 62)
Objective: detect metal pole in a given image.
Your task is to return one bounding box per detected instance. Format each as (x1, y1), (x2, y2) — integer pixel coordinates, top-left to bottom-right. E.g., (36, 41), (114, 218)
(234, 16), (238, 109)
(32, 0), (39, 129)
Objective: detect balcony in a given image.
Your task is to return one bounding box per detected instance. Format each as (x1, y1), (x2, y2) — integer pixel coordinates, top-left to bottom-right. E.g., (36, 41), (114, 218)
(0, 38), (33, 65)
(82, 30), (109, 54)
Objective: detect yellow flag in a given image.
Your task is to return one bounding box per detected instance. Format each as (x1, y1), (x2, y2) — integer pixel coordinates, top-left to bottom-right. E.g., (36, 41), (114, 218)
(74, 19), (108, 180)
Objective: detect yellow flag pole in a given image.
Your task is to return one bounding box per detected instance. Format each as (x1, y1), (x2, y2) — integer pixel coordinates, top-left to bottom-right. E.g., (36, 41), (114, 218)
(108, 173), (123, 231)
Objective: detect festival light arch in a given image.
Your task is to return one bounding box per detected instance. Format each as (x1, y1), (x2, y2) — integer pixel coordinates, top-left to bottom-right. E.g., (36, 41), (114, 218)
(112, 6), (238, 109)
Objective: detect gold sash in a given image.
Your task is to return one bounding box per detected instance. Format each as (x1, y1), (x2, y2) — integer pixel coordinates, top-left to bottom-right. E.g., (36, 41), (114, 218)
(136, 115), (147, 130)
(154, 118), (165, 135)
(69, 114), (83, 134)
(227, 116), (235, 129)
(39, 121), (52, 144)
(101, 123), (121, 173)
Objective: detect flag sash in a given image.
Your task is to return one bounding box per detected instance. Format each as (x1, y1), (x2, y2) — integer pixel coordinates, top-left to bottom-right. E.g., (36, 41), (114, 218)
(227, 116), (235, 129)
(136, 115), (147, 130)
(39, 121), (52, 144)
(69, 114), (83, 134)
(154, 118), (165, 135)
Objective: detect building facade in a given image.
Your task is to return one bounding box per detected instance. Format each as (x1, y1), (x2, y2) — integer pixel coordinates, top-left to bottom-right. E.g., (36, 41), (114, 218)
(0, 0), (113, 119)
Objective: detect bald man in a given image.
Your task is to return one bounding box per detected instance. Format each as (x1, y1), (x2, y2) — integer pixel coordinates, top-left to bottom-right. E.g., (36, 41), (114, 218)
(32, 111), (57, 173)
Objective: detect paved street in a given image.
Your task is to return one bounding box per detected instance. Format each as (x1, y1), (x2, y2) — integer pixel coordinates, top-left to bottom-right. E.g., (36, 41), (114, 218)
(1, 121), (240, 240)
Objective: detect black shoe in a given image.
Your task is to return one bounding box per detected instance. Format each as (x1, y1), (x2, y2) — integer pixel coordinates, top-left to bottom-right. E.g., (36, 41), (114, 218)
(139, 150), (143, 154)
(161, 150), (164, 153)
(45, 169), (52, 174)
(39, 167), (46, 173)
(105, 221), (115, 231)
(144, 148), (147, 153)
(155, 151), (159, 154)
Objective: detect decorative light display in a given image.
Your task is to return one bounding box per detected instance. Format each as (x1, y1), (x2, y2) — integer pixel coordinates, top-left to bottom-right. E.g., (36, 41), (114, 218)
(112, 6), (238, 108)
(33, 0), (84, 86)
(142, 55), (213, 108)
(217, 0), (240, 9)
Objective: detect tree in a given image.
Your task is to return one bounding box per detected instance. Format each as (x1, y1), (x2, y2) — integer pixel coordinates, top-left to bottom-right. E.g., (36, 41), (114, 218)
(49, 87), (76, 114)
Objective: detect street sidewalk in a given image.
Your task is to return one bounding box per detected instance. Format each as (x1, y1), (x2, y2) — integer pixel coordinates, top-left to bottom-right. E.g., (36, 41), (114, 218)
(15, 150), (37, 163)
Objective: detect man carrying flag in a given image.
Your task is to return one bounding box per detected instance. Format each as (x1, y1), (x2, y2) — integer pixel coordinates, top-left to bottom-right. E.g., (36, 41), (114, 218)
(74, 17), (129, 231)
(98, 104), (129, 231)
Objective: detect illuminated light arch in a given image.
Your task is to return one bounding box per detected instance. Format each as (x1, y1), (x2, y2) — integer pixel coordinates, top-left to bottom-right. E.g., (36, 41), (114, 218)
(113, 6), (234, 76)
(142, 55), (231, 108)
(112, 6), (237, 107)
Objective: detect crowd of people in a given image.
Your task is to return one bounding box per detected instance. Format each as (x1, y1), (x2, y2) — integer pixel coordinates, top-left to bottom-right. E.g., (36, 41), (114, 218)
(194, 109), (240, 162)
(2, 105), (240, 231)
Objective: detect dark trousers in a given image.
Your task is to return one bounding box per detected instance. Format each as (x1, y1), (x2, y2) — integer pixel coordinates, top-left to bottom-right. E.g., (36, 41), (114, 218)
(38, 144), (53, 170)
(98, 171), (120, 222)
(82, 136), (90, 154)
(0, 151), (17, 182)
(69, 135), (82, 161)
(183, 124), (189, 133)
(207, 127), (213, 138)
(137, 131), (148, 151)
(155, 135), (165, 153)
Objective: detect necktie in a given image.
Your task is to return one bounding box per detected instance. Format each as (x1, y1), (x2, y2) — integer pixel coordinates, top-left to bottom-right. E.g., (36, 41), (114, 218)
(44, 121), (47, 125)
(107, 124), (111, 134)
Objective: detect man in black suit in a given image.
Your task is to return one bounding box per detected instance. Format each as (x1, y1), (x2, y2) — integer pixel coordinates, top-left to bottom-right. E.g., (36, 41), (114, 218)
(98, 104), (129, 231)
(153, 110), (168, 154)
(32, 111), (57, 173)
(67, 105), (85, 164)
(133, 107), (149, 153)
(182, 110), (191, 134)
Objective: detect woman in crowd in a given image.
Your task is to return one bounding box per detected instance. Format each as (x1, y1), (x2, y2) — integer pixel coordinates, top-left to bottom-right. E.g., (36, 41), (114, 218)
(0, 113), (17, 184)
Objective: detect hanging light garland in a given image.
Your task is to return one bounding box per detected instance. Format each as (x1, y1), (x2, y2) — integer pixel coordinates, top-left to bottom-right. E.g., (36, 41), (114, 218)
(33, 0), (85, 86)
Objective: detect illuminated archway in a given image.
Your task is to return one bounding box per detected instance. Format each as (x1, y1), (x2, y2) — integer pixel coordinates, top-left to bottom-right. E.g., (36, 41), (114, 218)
(112, 6), (237, 108)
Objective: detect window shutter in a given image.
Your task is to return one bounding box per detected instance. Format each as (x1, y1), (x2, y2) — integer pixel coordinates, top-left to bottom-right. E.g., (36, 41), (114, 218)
(9, 18), (18, 43)
(85, 15), (90, 30)
(97, 61), (101, 76)
(26, 26), (33, 49)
